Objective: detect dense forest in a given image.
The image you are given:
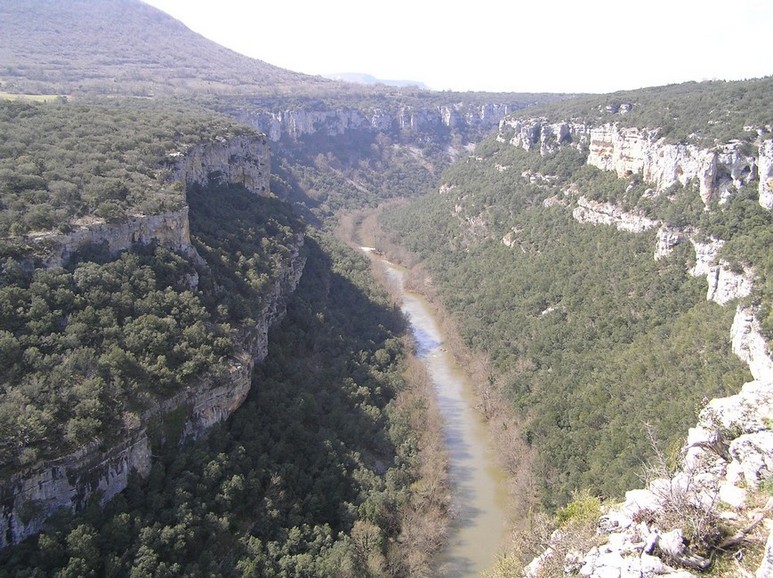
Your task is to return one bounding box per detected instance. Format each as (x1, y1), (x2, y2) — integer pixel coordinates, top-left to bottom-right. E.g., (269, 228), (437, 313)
(0, 99), (258, 236)
(379, 129), (758, 508)
(0, 233), (447, 577)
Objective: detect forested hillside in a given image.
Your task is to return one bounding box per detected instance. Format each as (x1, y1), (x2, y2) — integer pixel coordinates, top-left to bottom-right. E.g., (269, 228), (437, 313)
(0, 0), (327, 96)
(0, 100), (301, 474)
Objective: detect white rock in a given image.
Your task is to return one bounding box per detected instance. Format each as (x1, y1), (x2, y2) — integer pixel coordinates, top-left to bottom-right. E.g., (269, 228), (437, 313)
(757, 140), (773, 210)
(731, 306), (773, 382)
(757, 522), (773, 578)
(730, 431), (773, 489)
(718, 480), (747, 508)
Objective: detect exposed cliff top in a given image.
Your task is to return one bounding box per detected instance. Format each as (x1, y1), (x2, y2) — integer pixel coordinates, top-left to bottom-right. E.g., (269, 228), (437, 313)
(0, 98), (262, 241)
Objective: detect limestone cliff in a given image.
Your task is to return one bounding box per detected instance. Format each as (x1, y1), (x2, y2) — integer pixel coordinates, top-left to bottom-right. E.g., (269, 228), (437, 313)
(25, 207), (193, 269)
(498, 118), (771, 209)
(171, 134), (270, 196)
(572, 197), (660, 233)
(236, 101), (519, 143)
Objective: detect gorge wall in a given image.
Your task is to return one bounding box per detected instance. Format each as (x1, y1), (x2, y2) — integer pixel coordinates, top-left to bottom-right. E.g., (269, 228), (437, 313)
(171, 134), (270, 195)
(504, 117), (773, 576)
(0, 134), (303, 548)
(498, 117), (773, 209)
(21, 134), (272, 269)
(234, 101), (525, 143)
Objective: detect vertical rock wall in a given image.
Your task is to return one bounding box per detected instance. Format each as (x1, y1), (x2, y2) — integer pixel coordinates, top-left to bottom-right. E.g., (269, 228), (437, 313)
(498, 118), (770, 209)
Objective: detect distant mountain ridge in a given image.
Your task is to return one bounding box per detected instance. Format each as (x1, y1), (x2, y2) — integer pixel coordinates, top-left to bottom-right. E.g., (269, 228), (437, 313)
(323, 72), (429, 89)
(0, 0), (333, 96)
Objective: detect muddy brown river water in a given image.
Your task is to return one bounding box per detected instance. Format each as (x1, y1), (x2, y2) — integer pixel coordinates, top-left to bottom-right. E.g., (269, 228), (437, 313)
(375, 255), (509, 577)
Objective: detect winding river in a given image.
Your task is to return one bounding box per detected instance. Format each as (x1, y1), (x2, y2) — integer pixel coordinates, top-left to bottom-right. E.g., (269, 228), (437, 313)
(373, 254), (509, 576)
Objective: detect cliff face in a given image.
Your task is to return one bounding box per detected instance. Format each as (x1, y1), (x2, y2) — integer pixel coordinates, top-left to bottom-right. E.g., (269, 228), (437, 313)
(172, 134), (271, 196)
(238, 102), (518, 143)
(0, 134), (305, 548)
(498, 118), (771, 209)
(26, 208), (193, 269)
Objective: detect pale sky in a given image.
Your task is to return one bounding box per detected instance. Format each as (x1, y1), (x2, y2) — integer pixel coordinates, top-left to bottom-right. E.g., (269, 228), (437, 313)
(142, 0), (773, 94)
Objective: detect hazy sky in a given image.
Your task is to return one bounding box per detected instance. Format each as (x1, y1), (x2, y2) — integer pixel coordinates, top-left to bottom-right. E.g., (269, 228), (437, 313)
(142, 0), (772, 94)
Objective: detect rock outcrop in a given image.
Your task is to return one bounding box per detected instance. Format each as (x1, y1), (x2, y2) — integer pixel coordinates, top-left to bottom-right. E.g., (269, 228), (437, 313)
(26, 207), (193, 269)
(572, 197), (659, 233)
(524, 328), (773, 577)
(172, 134), (270, 196)
(0, 432), (152, 549)
(759, 140), (773, 209)
(687, 237), (754, 305)
(499, 118), (771, 209)
(571, 199), (753, 306)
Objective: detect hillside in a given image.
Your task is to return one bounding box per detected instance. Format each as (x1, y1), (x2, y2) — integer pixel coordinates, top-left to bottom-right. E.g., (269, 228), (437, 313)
(0, 0), (331, 96)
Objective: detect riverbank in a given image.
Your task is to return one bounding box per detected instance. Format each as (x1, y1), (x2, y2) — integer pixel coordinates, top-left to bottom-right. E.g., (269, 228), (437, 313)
(338, 207), (545, 575)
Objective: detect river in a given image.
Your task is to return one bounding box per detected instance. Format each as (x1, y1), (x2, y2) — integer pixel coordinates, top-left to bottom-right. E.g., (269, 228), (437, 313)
(373, 254), (509, 577)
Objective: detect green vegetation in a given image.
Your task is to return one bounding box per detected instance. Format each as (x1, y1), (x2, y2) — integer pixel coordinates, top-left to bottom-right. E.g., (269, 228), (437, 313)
(524, 75), (773, 145)
(0, 170), (306, 477)
(0, 243), (232, 470)
(186, 181), (305, 321)
(0, 99), (257, 236)
(269, 129), (442, 225)
(380, 135), (753, 509)
(0, 235), (445, 577)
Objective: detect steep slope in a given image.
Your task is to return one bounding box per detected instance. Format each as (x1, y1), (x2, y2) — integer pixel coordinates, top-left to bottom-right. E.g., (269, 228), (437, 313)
(0, 0), (330, 96)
